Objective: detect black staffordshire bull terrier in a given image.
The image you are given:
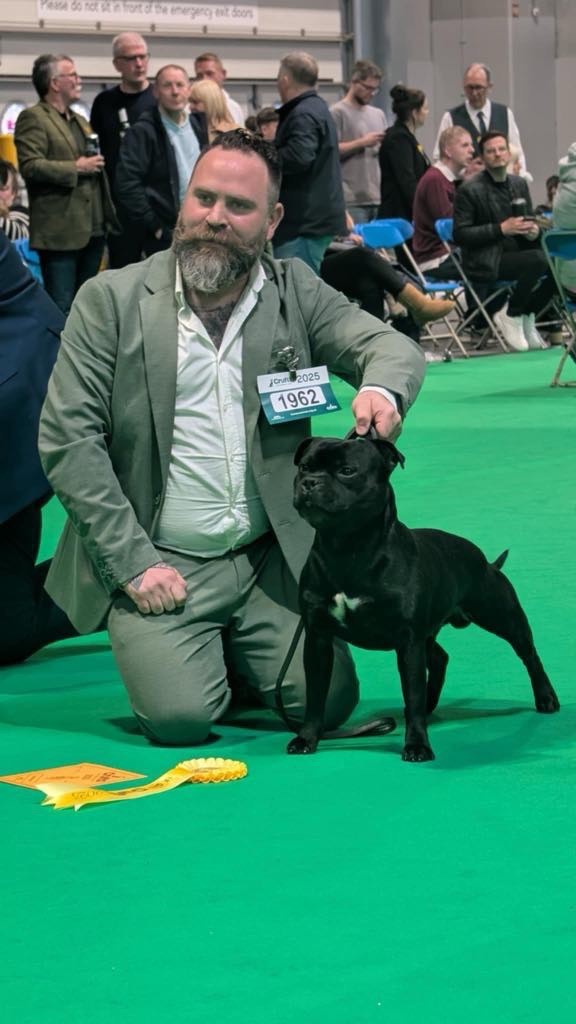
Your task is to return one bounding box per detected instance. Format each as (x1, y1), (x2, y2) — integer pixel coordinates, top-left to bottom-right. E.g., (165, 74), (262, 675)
(287, 435), (560, 762)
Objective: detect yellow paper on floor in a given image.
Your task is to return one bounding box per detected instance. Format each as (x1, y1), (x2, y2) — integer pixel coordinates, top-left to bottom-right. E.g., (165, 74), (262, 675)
(0, 762), (145, 790)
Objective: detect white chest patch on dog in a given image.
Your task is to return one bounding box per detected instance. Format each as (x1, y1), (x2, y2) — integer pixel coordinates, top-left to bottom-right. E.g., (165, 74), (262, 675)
(329, 592), (363, 623)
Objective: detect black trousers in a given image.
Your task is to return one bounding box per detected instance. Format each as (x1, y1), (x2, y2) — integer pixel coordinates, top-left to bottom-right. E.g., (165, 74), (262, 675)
(320, 247), (410, 319)
(423, 256), (462, 282)
(107, 228), (144, 270)
(0, 503), (77, 665)
(497, 249), (556, 316)
(37, 236), (105, 317)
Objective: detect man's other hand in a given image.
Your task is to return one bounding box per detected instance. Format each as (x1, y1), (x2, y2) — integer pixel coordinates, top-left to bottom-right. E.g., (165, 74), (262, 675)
(500, 216), (535, 236)
(122, 564), (187, 615)
(352, 390), (402, 440)
(76, 155), (105, 174)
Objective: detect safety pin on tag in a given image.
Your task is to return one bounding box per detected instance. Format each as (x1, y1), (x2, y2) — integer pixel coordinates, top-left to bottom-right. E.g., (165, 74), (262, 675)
(275, 345), (300, 382)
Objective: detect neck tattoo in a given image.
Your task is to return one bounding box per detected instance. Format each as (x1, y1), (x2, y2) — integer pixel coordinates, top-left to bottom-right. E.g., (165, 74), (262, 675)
(190, 297), (238, 349)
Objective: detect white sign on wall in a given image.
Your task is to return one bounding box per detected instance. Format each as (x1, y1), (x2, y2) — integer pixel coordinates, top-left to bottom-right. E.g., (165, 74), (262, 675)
(36, 0), (258, 28)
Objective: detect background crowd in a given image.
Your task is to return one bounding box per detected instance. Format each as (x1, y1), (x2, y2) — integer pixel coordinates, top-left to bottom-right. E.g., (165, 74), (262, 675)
(3, 37), (573, 351)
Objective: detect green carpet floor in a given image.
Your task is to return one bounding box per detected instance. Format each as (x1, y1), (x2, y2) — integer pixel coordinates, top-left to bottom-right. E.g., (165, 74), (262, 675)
(1, 349), (575, 1024)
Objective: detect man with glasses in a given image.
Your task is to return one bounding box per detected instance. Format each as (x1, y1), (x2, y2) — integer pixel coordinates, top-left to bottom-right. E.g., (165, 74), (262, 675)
(330, 60), (387, 224)
(433, 63), (528, 177)
(91, 33), (156, 267)
(14, 54), (117, 315)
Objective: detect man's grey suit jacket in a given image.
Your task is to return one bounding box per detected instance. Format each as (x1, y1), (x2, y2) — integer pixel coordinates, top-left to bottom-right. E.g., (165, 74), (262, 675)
(39, 250), (425, 632)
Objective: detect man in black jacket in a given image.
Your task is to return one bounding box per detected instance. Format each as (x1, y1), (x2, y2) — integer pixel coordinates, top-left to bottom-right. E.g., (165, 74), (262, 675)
(91, 32), (156, 268)
(453, 131), (554, 351)
(273, 51), (346, 272)
(115, 64), (207, 257)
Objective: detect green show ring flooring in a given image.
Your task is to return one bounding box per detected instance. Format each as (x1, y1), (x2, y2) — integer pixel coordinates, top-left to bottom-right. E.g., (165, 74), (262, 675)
(1, 349), (575, 1023)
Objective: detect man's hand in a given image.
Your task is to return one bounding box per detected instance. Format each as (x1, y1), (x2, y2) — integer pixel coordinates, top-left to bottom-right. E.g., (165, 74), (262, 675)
(76, 155), (105, 174)
(122, 564), (187, 615)
(362, 131), (385, 149)
(500, 216), (537, 237)
(352, 390), (402, 440)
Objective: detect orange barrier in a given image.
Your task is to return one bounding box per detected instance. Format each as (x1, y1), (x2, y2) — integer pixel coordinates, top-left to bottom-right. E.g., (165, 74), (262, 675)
(0, 133), (18, 166)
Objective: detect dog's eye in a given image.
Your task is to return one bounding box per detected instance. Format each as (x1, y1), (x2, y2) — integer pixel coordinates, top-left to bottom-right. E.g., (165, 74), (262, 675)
(338, 466), (356, 476)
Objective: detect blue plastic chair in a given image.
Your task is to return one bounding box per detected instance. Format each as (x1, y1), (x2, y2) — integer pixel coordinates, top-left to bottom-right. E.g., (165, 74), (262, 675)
(355, 217), (468, 357)
(11, 237), (44, 285)
(541, 229), (576, 386)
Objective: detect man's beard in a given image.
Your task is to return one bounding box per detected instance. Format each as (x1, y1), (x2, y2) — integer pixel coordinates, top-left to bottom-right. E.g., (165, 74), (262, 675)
(172, 219), (267, 294)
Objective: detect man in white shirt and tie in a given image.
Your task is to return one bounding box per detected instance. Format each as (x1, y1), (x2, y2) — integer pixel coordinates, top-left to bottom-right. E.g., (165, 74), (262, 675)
(433, 63), (529, 178)
(39, 130), (425, 747)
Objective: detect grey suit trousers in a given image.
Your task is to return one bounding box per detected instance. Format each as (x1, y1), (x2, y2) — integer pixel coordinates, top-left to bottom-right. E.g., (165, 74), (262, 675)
(107, 533), (359, 745)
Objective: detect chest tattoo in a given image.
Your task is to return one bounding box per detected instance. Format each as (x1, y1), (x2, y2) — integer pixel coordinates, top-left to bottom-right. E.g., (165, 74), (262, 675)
(191, 299), (237, 350)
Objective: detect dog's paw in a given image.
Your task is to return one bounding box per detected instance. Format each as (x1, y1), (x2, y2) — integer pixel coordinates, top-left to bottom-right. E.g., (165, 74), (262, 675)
(287, 735), (318, 755)
(402, 743), (435, 763)
(535, 691), (560, 713)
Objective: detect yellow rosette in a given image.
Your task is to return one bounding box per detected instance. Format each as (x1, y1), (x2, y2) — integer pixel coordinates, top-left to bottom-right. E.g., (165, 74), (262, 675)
(37, 757), (248, 811)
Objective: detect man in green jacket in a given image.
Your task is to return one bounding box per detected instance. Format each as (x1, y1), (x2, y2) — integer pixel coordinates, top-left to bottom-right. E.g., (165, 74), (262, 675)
(39, 130), (425, 746)
(14, 53), (117, 315)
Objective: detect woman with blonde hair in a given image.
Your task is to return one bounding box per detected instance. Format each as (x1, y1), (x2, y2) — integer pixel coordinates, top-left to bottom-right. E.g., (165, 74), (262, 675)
(188, 79), (240, 142)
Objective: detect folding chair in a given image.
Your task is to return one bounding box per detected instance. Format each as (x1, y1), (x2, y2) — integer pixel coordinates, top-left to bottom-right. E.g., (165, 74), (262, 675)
(11, 237), (44, 284)
(541, 229), (576, 387)
(434, 218), (513, 353)
(355, 218), (468, 358)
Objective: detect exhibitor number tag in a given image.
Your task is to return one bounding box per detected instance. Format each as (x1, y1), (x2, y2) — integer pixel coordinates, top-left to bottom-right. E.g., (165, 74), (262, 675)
(257, 365), (341, 424)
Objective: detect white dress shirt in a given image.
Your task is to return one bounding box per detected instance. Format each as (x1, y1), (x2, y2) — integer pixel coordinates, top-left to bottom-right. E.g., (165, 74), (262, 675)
(433, 99), (528, 178)
(153, 263), (270, 557)
(223, 89), (245, 126)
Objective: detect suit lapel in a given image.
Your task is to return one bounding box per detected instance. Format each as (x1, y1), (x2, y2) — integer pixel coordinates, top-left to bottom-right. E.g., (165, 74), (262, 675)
(140, 252), (179, 484)
(242, 276), (279, 448)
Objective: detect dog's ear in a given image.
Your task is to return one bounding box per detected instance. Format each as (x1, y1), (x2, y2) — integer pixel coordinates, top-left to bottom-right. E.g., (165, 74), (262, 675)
(294, 437), (317, 466)
(372, 438), (406, 471)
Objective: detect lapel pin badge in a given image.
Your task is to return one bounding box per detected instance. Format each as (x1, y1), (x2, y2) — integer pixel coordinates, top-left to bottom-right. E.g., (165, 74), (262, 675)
(275, 345), (299, 382)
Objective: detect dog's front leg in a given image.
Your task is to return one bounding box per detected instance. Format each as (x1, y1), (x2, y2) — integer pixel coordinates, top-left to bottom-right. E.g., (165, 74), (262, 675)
(287, 629), (334, 755)
(396, 640), (435, 762)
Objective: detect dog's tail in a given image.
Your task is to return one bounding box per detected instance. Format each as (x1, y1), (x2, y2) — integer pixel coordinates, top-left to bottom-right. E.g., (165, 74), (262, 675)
(492, 549), (509, 570)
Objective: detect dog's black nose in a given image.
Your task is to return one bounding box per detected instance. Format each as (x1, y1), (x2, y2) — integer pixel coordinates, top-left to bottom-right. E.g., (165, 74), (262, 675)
(300, 477), (319, 493)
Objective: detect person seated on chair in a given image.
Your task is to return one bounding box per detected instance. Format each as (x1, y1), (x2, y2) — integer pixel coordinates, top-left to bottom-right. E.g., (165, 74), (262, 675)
(0, 159), (29, 241)
(0, 231), (78, 665)
(536, 175), (559, 217)
(412, 126), (474, 278)
(320, 213), (455, 342)
(453, 131), (555, 351)
(551, 144), (576, 302)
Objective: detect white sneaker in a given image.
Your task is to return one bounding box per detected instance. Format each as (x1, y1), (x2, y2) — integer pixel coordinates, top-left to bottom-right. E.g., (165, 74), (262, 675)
(493, 305), (528, 351)
(522, 313), (548, 349)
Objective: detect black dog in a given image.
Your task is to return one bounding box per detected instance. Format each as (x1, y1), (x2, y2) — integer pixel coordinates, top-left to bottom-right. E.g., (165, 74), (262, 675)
(287, 435), (560, 762)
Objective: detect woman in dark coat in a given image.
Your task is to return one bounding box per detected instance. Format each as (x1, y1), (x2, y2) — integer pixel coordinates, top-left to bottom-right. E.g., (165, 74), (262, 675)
(379, 84), (430, 221)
